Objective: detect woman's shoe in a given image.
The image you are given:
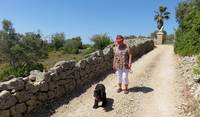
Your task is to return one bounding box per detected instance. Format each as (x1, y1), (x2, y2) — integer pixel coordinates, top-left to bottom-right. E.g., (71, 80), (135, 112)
(124, 89), (129, 94)
(117, 88), (122, 93)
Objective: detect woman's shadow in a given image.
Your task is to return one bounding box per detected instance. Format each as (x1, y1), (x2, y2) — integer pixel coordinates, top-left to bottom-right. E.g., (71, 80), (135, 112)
(129, 86), (154, 93)
(102, 86), (153, 112)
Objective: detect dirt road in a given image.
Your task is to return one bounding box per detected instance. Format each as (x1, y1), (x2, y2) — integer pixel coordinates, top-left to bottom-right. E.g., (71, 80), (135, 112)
(51, 45), (184, 117)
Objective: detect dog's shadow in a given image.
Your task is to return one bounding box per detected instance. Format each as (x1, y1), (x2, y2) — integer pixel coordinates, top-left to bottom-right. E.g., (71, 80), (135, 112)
(129, 86), (154, 93)
(103, 98), (114, 112)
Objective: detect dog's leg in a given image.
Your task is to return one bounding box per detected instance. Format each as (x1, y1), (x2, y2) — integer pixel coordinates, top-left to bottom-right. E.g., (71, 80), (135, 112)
(93, 100), (98, 109)
(102, 93), (107, 107)
(102, 99), (107, 107)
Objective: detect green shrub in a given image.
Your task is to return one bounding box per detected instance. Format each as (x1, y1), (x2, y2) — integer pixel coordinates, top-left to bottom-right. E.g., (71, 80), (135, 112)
(63, 47), (79, 54)
(175, 0), (200, 56)
(82, 44), (92, 49)
(0, 63), (43, 81)
(82, 47), (96, 57)
(62, 38), (82, 54)
(174, 28), (200, 56)
(51, 33), (65, 51)
(194, 56), (200, 74)
(0, 64), (12, 81)
(91, 34), (113, 50)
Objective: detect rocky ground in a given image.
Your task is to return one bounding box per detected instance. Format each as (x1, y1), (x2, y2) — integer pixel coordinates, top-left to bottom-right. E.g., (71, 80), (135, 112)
(177, 55), (200, 117)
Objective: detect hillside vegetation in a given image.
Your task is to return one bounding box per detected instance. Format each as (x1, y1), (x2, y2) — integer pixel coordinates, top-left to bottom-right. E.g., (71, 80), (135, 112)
(0, 19), (113, 80)
(174, 0), (200, 75)
(175, 0), (200, 56)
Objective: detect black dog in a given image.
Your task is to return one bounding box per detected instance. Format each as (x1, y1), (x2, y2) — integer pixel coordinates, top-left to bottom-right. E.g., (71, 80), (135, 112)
(93, 83), (107, 109)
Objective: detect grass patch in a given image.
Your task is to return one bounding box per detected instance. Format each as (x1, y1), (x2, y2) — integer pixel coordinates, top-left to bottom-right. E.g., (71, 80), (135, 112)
(193, 55), (200, 74)
(0, 63), (10, 81)
(0, 63), (43, 81)
(39, 51), (83, 69)
(40, 48), (96, 69)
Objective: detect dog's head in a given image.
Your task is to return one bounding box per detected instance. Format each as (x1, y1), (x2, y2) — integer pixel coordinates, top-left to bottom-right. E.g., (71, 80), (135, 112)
(94, 89), (101, 100)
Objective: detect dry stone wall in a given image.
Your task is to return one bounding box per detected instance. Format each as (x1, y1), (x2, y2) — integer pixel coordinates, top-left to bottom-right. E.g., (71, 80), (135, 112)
(0, 39), (154, 117)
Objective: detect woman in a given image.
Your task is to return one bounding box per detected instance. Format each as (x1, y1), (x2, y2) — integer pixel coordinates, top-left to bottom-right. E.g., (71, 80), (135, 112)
(113, 35), (132, 94)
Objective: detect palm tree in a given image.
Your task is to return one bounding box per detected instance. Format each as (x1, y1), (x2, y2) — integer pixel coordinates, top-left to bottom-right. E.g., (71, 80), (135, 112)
(154, 6), (170, 30)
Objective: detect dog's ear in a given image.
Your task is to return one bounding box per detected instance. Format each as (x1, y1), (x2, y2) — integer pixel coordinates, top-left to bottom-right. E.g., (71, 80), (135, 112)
(94, 90), (99, 97)
(100, 88), (104, 98)
(94, 90), (97, 97)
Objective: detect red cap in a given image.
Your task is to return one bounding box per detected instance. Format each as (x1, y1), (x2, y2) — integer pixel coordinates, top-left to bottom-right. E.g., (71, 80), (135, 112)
(116, 37), (124, 43)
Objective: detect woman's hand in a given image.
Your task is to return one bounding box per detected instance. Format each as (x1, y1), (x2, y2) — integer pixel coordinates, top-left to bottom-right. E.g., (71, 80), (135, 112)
(128, 63), (132, 69)
(128, 63), (133, 73)
(113, 64), (116, 70)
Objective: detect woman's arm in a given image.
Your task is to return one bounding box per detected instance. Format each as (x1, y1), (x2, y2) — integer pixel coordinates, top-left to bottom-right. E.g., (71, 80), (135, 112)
(112, 46), (116, 70)
(128, 46), (132, 69)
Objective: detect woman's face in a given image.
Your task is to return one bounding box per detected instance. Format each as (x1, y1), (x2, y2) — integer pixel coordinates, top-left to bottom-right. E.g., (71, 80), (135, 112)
(117, 41), (124, 45)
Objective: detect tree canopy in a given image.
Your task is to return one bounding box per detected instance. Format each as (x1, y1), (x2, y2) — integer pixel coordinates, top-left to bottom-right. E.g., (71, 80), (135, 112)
(174, 0), (200, 56)
(0, 19), (48, 79)
(154, 6), (170, 30)
(91, 34), (113, 50)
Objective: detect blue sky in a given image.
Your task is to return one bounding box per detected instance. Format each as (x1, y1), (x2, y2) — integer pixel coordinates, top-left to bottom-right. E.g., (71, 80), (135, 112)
(0, 0), (180, 44)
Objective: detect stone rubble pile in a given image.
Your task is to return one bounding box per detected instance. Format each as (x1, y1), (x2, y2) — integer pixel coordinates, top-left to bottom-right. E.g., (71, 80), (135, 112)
(177, 55), (200, 116)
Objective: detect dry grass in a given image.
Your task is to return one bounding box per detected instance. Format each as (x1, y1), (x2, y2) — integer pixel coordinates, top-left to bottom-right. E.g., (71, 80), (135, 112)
(39, 50), (88, 70)
(0, 50), (89, 70)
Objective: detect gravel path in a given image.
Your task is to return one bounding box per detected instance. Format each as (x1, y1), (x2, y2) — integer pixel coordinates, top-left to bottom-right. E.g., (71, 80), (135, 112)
(48, 45), (184, 117)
